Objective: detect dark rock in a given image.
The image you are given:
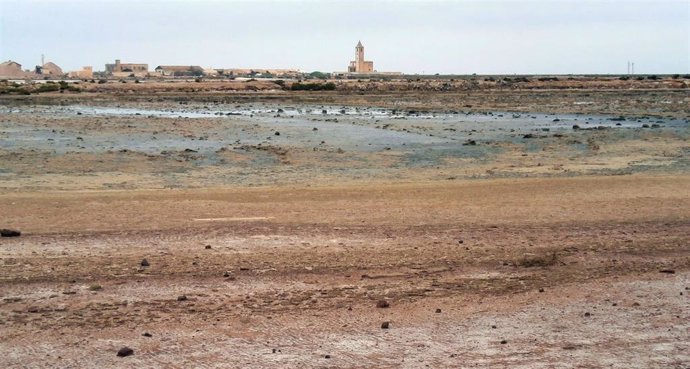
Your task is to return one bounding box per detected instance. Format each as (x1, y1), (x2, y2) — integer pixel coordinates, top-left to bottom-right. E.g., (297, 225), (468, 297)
(500, 340), (507, 345)
(376, 300), (390, 308)
(491, 325), (497, 329)
(205, 245), (212, 249)
(435, 308), (442, 313)
(659, 269), (675, 274)
(177, 295), (188, 301)
(523, 133), (535, 139)
(116, 347), (134, 357)
(274, 131), (280, 136)
(140, 259), (150, 267)
(142, 332), (152, 337)
(539, 288), (545, 293)
(642, 124), (650, 128)
(572, 125), (580, 130)
(324, 354), (331, 359)
(584, 312), (591, 317)
(223, 271), (231, 278)
(0, 229), (21, 237)
(184, 148), (198, 152)
(381, 321), (390, 329)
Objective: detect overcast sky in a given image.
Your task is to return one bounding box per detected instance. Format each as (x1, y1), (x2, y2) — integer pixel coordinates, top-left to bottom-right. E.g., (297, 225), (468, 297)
(1, 0), (688, 74)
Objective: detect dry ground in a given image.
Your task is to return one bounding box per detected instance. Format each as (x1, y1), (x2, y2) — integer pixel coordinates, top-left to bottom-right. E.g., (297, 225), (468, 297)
(1, 176), (689, 368)
(1, 86), (688, 368)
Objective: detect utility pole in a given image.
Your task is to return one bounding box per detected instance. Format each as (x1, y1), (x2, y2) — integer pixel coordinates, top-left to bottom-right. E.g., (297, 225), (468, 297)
(632, 62), (635, 75)
(627, 61), (630, 75)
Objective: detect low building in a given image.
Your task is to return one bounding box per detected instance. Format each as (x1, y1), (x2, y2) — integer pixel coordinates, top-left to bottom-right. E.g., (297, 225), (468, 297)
(105, 59), (148, 77)
(68, 66), (93, 79)
(35, 62), (64, 77)
(0, 60), (32, 79)
(215, 68), (301, 78)
(154, 65), (204, 77)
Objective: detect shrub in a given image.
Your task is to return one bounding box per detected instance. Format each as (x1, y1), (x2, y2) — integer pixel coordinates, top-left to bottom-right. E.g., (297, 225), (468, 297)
(619, 75), (630, 80)
(35, 83), (60, 93)
(290, 82), (336, 91)
(647, 75), (659, 80)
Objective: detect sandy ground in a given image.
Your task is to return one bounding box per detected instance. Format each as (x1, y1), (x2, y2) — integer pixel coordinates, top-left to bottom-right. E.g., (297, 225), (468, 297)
(1, 176), (689, 368)
(0, 87), (688, 368)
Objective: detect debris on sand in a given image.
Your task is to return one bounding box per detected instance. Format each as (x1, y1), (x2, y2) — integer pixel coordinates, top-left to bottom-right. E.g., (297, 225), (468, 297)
(376, 300), (390, 308)
(381, 321), (390, 329)
(659, 269), (675, 274)
(140, 259), (150, 267)
(177, 295), (188, 301)
(0, 229), (21, 237)
(117, 347), (134, 357)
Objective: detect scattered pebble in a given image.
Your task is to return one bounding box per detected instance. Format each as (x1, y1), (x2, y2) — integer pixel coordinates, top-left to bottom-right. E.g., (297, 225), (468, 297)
(381, 321), (390, 329)
(0, 229), (21, 237)
(116, 347), (134, 357)
(376, 300), (390, 308)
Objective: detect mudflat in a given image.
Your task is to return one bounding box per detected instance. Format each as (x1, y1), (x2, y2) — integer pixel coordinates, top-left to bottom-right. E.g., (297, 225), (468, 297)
(0, 85), (688, 368)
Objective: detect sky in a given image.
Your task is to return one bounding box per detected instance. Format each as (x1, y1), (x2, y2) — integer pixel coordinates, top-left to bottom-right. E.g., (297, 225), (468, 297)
(0, 0), (688, 74)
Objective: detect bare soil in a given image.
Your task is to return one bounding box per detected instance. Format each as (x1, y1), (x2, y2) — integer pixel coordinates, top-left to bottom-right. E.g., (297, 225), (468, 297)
(0, 86), (688, 368)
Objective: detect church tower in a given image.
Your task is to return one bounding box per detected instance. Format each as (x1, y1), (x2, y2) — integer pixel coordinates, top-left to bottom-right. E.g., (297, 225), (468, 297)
(355, 41), (364, 70)
(348, 41), (374, 73)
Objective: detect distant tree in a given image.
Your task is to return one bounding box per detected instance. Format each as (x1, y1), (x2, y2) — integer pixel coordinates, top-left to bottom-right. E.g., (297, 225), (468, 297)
(308, 71), (330, 80)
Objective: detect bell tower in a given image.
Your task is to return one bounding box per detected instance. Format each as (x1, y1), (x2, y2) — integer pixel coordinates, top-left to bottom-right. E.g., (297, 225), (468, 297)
(356, 40), (364, 65)
(348, 40), (374, 73)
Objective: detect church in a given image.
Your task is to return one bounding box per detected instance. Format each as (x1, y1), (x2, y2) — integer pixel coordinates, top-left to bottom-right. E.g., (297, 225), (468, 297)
(348, 41), (374, 73)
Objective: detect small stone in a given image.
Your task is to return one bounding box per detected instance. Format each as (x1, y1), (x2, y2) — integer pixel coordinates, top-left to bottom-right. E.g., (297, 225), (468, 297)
(376, 300), (390, 308)
(435, 308), (442, 313)
(177, 295), (188, 301)
(324, 354), (331, 359)
(205, 245), (212, 249)
(142, 332), (152, 337)
(659, 269), (675, 274)
(223, 271), (231, 278)
(538, 288), (545, 293)
(584, 312), (591, 317)
(381, 321), (390, 329)
(0, 229), (21, 237)
(140, 259), (150, 267)
(500, 340), (507, 345)
(274, 131), (280, 136)
(116, 347), (134, 357)
(491, 325), (497, 329)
